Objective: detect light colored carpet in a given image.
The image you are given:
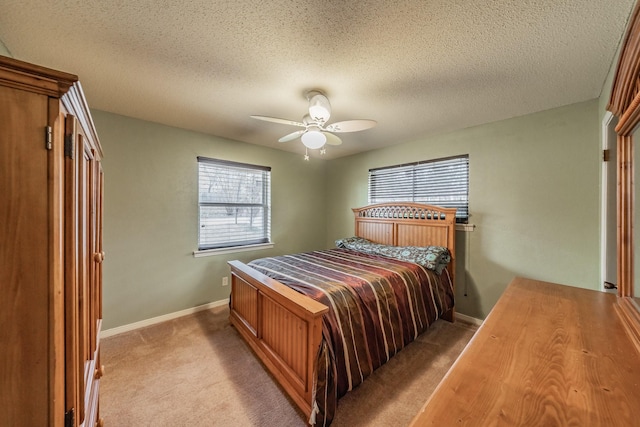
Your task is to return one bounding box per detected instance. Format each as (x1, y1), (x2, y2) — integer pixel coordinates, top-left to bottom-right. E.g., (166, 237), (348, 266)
(100, 306), (477, 426)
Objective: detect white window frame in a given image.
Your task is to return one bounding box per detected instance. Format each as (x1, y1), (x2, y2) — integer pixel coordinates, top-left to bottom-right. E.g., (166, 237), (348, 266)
(195, 157), (272, 255)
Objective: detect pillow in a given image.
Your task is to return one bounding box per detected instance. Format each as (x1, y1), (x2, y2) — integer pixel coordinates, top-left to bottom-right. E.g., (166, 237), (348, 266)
(335, 236), (451, 274)
(335, 236), (375, 253)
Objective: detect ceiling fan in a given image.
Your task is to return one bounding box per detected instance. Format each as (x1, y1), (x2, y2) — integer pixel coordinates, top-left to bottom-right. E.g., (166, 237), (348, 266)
(251, 90), (377, 151)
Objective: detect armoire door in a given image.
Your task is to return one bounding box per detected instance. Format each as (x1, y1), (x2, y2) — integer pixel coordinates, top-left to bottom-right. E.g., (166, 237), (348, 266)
(64, 113), (84, 426)
(64, 114), (102, 426)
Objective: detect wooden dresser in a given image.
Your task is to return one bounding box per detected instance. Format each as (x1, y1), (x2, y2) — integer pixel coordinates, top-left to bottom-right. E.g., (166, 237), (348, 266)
(0, 56), (104, 426)
(410, 277), (640, 426)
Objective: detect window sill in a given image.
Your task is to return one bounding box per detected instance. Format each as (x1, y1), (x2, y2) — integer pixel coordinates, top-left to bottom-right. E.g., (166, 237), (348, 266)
(456, 224), (475, 232)
(193, 242), (274, 258)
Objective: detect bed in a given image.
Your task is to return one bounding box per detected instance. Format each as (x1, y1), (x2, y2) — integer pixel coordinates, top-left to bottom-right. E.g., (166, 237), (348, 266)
(228, 203), (457, 425)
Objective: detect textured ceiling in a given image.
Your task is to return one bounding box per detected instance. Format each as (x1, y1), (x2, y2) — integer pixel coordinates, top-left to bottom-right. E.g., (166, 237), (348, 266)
(0, 1), (635, 159)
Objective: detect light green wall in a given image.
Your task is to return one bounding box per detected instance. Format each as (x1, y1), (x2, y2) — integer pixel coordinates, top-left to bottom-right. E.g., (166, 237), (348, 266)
(95, 98), (604, 326)
(325, 100), (601, 319)
(92, 110), (328, 329)
(0, 39), (12, 57)
(96, 99), (602, 326)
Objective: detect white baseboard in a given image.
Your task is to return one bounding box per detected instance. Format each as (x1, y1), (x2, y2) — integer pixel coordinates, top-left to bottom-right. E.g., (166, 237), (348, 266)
(101, 299), (229, 338)
(101, 299), (482, 338)
(456, 312), (483, 326)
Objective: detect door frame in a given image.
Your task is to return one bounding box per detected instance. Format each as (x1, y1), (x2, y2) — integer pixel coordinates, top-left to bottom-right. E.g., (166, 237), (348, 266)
(601, 110), (617, 292)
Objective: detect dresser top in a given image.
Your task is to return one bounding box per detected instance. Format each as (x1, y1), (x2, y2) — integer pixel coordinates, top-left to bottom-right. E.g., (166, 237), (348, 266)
(411, 277), (640, 426)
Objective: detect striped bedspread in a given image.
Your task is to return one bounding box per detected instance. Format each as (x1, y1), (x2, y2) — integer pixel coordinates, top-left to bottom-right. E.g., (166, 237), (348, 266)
(248, 248), (454, 426)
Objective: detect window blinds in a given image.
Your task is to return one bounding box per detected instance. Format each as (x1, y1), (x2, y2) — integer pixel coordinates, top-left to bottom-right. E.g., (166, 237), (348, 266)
(368, 155), (469, 222)
(197, 157), (271, 249)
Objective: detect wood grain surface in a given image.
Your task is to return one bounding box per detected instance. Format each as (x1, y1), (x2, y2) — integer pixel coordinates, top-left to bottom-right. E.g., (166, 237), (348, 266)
(410, 277), (640, 426)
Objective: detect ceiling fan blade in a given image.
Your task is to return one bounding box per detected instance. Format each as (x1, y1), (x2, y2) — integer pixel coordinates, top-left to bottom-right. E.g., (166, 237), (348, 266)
(325, 119), (377, 133)
(278, 130), (305, 143)
(323, 132), (342, 146)
(250, 115), (305, 127)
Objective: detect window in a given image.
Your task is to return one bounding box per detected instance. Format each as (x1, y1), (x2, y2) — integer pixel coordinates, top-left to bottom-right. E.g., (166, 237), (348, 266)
(198, 157), (271, 250)
(368, 155), (469, 223)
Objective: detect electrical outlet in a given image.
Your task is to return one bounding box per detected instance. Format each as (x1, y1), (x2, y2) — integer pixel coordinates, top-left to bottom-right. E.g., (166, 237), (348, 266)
(222, 276), (229, 287)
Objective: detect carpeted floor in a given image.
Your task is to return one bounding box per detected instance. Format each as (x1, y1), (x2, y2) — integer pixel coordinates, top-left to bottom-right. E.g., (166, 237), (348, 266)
(100, 306), (477, 426)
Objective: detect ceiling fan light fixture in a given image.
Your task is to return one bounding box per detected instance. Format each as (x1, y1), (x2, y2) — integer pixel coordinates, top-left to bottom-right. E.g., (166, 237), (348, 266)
(307, 92), (331, 123)
(251, 90), (372, 151)
(301, 129), (326, 149)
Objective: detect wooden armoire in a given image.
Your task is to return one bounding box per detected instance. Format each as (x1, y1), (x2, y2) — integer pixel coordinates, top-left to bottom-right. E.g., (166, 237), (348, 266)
(0, 56), (104, 426)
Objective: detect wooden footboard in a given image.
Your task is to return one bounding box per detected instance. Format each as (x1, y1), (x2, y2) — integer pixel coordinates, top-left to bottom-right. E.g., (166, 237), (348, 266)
(228, 260), (328, 420)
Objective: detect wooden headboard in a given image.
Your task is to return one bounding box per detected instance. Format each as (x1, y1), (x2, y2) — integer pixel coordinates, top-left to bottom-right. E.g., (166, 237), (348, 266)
(352, 202), (457, 280)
